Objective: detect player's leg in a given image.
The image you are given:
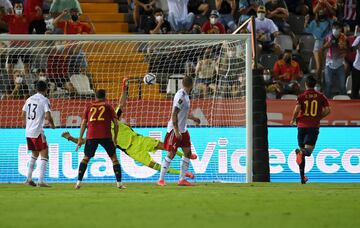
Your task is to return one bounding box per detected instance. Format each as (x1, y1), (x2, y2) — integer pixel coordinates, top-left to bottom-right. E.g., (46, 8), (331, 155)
(25, 149), (39, 187)
(178, 131), (194, 186)
(156, 141), (197, 160)
(38, 147), (50, 187)
(296, 128), (306, 182)
(158, 131), (177, 186)
(101, 138), (125, 189)
(76, 140), (97, 189)
(61, 131), (86, 145)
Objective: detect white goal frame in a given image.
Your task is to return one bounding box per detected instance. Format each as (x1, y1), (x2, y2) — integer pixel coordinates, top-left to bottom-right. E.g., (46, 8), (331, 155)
(0, 34), (253, 183)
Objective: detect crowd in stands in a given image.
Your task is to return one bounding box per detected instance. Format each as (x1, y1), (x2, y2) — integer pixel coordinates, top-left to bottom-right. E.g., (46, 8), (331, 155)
(134, 0), (360, 99)
(0, 0), (360, 100)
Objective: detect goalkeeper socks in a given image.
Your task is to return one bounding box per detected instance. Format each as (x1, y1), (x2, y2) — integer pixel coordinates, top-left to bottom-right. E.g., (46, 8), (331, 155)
(176, 150), (184, 157)
(78, 160), (88, 181)
(27, 156), (37, 180)
(301, 148), (312, 157)
(154, 162), (180, 174)
(180, 157), (190, 181)
(38, 157), (48, 183)
(113, 162), (122, 182)
(159, 156), (172, 180)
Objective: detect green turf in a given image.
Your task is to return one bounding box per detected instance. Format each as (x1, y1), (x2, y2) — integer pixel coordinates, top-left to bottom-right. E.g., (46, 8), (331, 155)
(0, 183), (359, 228)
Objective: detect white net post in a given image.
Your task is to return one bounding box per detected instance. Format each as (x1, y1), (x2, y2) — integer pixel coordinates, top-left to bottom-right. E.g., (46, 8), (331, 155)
(0, 34), (253, 183)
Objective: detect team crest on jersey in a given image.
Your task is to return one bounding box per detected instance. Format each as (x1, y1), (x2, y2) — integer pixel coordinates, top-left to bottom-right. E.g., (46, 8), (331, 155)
(178, 99), (183, 105)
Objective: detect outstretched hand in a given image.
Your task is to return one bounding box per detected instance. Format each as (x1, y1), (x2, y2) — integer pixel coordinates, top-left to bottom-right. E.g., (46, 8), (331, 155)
(122, 78), (129, 91)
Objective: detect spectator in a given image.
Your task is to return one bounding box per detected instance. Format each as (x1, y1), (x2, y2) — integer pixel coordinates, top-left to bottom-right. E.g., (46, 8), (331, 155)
(3, 70), (29, 100)
(343, 23), (356, 77)
(352, 34), (360, 99)
(53, 8), (95, 34)
(217, 46), (243, 98)
(313, 0), (337, 18)
(24, 0), (46, 34)
(247, 5), (281, 55)
(50, 0), (82, 20)
(188, 0), (209, 16)
(265, 0), (297, 47)
(342, 0), (358, 30)
(304, 9), (333, 84)
(285, 0), (309, 15)
(167, 0), (195, 32)
(202, 10), (226, 34)
(145, 8), (171, 34)
(322, 21), (347, 98)
(238, 0), (263, 24)
(190, 22), (202, 34)
(215, 0), (237, 32)
(195, 48), (218, 98)
(0, 1), (31, 80)
(0, 0), (13, 33)
(133, 0), (156, 30)
(273, 49), (303, 96)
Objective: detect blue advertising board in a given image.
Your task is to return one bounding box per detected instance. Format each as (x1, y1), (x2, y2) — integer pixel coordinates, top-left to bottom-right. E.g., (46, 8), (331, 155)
(0, 127), (359, 183)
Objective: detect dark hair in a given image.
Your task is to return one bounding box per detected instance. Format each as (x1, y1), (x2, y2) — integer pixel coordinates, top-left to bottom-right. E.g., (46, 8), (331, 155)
(153, 8), (163, 15)
(36, 80), (48, 92)
(305, 75), (317, 88)
(96, 89), (106, 99)
(182, 76), (193, 88)
(332, 21), (342, 28)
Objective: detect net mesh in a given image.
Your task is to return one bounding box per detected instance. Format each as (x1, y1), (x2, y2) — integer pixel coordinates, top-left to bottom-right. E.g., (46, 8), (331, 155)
(0, 36), (249, 183)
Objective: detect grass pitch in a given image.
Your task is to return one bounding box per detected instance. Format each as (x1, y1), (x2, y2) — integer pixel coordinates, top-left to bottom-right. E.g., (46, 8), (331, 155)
(0, 183), (359, 228)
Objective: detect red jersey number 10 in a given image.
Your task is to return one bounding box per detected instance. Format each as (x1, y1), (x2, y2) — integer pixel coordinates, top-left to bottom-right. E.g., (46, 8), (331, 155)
(303, 100), (318, 117)
(89, 106), (105, 121)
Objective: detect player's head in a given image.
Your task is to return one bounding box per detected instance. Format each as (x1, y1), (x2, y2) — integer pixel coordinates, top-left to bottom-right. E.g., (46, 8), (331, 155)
(96, 89), (106, 100)
(182, 76), (194, 92)
(305, 75), (317, 89)
(36, 80), (48, 93)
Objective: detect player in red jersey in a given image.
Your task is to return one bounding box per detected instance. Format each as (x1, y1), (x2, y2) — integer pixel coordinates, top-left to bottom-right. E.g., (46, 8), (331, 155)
(290, 75), (331, 184)
(75, 89), (124, 189)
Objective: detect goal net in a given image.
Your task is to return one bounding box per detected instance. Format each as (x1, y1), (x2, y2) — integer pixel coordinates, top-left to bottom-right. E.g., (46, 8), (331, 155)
(0, 34), (252, 184)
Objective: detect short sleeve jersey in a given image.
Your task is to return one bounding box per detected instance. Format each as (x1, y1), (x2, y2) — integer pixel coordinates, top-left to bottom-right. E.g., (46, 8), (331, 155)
(167, 88), (190, 133)
(57, 21), (91, 34)
(83, 102), (117, 139)
(296, 89), (329, 128)
(22, 93), (51, 138)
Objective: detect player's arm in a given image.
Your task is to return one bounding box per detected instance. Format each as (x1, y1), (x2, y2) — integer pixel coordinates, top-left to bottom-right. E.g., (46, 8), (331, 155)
(172, 107), (182, 140)
(112, 118), (119, 146)
(45, 111), (55, 129)
(320, 106), (330, 119)
(118, 78), (129, 111)
(290, 104), (301, 125)
(188, 113), (200, 125)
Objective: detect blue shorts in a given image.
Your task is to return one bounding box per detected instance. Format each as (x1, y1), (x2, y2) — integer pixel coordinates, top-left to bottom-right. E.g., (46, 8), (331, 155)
(297, 128), (319, 148)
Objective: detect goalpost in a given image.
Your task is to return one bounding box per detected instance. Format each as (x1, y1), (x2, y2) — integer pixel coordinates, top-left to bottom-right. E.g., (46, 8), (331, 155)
(0, 34), (253, 183)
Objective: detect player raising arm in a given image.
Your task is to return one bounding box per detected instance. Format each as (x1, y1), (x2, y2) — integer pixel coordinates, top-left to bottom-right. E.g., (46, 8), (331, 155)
(23, 81), (55, 187)
(62, 79), (196, 178)
(75, 89), (124, 189)
(158, 76), (200, 186)
(290, 75), (330, 184)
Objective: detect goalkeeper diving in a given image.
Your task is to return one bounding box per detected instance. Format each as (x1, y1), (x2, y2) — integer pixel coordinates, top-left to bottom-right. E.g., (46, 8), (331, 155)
(62, 79), (196, 178)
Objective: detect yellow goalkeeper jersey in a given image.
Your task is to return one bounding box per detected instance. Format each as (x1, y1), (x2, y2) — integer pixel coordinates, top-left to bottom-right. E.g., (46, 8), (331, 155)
(111, 121), (138, 150)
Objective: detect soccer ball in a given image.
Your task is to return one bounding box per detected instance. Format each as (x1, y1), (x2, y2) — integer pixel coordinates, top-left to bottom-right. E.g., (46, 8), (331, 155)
(143, 73), (156, 85)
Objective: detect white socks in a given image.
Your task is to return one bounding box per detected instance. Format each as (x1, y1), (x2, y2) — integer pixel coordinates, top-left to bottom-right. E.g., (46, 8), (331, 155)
(180, 157), (190, 181)
(38, 157), (48, 183)
(159, 156), (172, 180)
(27, 156), (37, 181)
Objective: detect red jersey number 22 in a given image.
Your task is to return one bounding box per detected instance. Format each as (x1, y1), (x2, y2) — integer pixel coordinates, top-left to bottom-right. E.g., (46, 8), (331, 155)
(89, 106), (105, 121)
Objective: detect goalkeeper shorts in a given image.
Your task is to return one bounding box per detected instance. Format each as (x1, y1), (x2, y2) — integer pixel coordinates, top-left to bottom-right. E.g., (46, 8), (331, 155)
(125, 136), (160, 165)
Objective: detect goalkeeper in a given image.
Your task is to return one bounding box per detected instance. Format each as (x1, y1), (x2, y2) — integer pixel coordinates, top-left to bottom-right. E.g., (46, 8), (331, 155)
(62, 79), (196, 178)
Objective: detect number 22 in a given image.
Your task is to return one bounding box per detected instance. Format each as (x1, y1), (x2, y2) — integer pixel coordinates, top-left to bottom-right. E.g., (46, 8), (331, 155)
(89, 106), (105, 121)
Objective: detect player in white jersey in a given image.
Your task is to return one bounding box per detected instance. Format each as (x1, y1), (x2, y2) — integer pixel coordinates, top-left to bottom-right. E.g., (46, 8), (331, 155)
(158, 76), (200, 186)
(22, 81), (55, 187)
